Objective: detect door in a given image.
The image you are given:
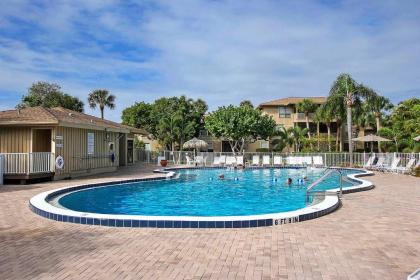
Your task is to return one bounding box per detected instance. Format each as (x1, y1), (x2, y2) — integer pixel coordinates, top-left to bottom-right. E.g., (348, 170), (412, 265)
(127, 139), (134, 164)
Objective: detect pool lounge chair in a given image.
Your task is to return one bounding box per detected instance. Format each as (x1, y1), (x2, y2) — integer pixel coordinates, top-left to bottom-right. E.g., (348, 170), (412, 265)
(195, 156), (205, 166)
(236, 156), (244, 166)
(212, 156), (220, 166)
(285, 156), (295, 166)
(363, 155), (375, 169)
(225, 156), (236, 166)
(302, 156), (312, 166)
(252, 155), (260, 166)
(262, 155), (271, 166)
(219, 155), (226, 166)
(369, 157), (385, 171)
(396, 158), (416, 174)
(273, 156), (283, 166)
(380, 157), (400, 173)
(312, 156), (323, 167)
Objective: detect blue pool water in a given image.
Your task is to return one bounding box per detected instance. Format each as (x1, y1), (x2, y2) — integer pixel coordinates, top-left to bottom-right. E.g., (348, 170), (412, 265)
(58, 168), (360, 216)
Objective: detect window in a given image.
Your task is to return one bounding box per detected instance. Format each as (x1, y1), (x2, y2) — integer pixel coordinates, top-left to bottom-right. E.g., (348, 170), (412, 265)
(279, 106), (292, 118)
(87, 132), (94, 155)
(260, 140), (269, 149)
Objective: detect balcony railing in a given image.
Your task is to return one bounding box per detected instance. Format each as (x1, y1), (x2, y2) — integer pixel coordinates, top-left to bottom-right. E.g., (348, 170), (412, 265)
(0, 153), (55, 175)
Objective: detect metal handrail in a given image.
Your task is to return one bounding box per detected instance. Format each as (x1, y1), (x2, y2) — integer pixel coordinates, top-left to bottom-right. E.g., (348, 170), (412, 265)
(306, 168), (343, 202)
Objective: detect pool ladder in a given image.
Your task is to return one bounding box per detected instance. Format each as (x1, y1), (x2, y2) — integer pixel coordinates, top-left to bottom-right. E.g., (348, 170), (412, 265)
(306, 168), (344, 203)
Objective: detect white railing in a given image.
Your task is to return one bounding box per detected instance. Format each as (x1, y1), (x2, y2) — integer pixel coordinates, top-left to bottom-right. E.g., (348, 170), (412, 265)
(137, 150), (420, 170)
(0, 153), (55, 174)
(0, 154), (4, 185)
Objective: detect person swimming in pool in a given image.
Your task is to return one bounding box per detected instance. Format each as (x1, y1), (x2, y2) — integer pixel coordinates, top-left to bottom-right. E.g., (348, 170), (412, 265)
(287, 178), (292, 185)
(218, 174), (225, 180)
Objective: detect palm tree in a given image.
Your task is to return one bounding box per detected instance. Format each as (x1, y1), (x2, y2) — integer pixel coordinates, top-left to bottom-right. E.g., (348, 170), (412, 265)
(325, 93), (346, 152)
(312, 107), (323, 151)
(272, 126), (293, 152)
(288, 126), (308, 152)
(158, 115), (181, 152)
(296, 99), (317, 149)
(328, 74), (376, 164)
(88, 89), (116, 119)
(319, 104), (335, 152)
(366, 94), (393, 132)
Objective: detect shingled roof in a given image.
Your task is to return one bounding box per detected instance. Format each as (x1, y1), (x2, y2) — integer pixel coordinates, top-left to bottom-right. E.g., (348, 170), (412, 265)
(258, 97), (327, 107)
(0, 106), (147, 134)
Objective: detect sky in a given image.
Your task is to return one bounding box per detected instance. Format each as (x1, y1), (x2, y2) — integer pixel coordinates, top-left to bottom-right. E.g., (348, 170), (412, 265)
(0, 0), (419, 122)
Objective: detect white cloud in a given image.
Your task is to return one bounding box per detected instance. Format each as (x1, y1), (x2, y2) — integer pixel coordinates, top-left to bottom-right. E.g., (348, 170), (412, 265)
(0, 0), (419, 121)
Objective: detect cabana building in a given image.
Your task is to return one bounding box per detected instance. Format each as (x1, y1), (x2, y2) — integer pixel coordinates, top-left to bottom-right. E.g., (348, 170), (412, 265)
(0, 107), (146, 183)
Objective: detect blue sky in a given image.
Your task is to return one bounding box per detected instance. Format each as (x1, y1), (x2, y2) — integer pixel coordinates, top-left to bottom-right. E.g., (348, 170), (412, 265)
(0, 0), (419, 121)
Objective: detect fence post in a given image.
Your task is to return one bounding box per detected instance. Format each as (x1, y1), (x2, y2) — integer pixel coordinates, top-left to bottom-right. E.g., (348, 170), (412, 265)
(0, 155), (3, 186)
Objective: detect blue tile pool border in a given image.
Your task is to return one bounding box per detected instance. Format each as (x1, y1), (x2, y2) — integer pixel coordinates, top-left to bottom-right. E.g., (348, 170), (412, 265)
(29, 167), (374, 229)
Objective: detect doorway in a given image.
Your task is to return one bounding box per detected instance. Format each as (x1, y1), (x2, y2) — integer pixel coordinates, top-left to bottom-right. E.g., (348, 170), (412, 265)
(127, 139), (134, 164)
(32, 129), (51, 152)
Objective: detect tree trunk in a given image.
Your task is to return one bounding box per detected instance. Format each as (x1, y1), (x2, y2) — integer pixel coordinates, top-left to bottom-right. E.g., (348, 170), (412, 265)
(335, 121), (340, 152)
(316, 121), (320, 151)
(347, 106), (353, 166)
(306, 115), (313, 150)
(100, 107), (104, 119)
(376, 115), (381, 152)
(327, 123), (331, 152)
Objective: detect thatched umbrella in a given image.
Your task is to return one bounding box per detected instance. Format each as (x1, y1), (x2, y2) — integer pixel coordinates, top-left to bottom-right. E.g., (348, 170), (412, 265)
(352, 134), (392, 152)
(183, 138), (208, 156)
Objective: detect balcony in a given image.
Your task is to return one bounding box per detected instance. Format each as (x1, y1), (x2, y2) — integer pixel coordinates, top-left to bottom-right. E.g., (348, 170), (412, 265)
(294, 113), (315, 122)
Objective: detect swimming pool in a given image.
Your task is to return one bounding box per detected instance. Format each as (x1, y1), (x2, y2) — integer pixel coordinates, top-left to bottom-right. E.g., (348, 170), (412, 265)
(29, 167), (374, 228)
(58, 168), (359, 216)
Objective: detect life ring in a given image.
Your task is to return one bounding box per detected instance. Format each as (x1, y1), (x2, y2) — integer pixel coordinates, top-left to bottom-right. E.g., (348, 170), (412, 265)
(55, 156), (64, 169)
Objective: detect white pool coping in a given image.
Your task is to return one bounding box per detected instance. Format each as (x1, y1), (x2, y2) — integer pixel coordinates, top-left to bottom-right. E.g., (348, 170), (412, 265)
(29, 167), (374, 226)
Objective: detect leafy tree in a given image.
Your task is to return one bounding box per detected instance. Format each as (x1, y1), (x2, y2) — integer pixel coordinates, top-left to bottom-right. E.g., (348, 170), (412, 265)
(296, 99), (317, 147)
(318, 104), (335, 152)
(312, 107), (323, 151)
(205, 105), (276, 154)
(19, 81), (84, 112)
(239, 100), (254, 108)
(366, 94), (393, 132)
(121, 96), (208, 150)
(134, 138), (146, 150)
(88, 89), (116, 119)
(389, 98), (420, 151)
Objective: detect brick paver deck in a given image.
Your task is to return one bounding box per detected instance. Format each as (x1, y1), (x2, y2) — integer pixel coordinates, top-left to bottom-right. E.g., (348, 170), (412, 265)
(0, 164), (419, 279)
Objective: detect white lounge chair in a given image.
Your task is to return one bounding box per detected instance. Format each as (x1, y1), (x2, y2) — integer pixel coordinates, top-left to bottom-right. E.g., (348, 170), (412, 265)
(219, 155), (226, 166)
(302, 156), (312, 165)
(212, 156), (220, 166)
(273, 156), (282, 166)
(363, 155), (375, 169)
(396, 158), (416, 174)
(195, 156), (204, 166)
(286, 156), (295, 166)
(236, 156), (244, 166)
(312, 156), (323, 167)
(225, 156), (236, 166)
(252, 155), (260, 166)
(380, 157), (400, 172)
(369, 157), (385, 170)
(262, 155), (271, 166)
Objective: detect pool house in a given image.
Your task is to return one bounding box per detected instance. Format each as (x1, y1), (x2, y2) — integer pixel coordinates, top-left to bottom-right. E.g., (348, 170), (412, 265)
(0, 106), (146, 183)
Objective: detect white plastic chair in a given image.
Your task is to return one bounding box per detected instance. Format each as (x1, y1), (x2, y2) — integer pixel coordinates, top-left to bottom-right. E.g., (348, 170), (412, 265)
(273, 156), (282, 166)
(303, 156), (312, 165)
(262, 155), (271, 166)
(313, 156), (323, 167)
(381, 157), (400, 173)
(185, 156), (194, 166)
(370, 157), (385, 170)
(225, 156), (236, 166)
(219, 155), (226, 166)
(195, 156), (204, 166)
(236, 156), (244, 166)
(252, 155), (260, 166)
(396, 158), (416, 174)
(363, 155), (375, 168)
(213, 156), (220, 166)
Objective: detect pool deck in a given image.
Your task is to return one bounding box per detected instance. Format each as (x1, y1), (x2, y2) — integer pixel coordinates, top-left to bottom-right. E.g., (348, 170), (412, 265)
(0, 163), (419, 279)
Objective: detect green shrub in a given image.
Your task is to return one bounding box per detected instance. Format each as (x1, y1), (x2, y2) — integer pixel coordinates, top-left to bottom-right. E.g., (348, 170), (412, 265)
(256, 148), (269, 152)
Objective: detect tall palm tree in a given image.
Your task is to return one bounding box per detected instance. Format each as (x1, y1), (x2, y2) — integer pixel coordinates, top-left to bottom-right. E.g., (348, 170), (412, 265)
(328, 74), (376, 164)
(288, 126), (308, 152)
(366, 94), (393, 132)
(319, 104), (335, 152)
(312, 107), (323, 151)
(296, 99), (317, 149)
(88, 89), (116, 119)
(326, 93), (346, 152)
